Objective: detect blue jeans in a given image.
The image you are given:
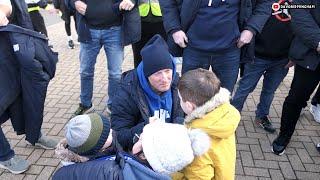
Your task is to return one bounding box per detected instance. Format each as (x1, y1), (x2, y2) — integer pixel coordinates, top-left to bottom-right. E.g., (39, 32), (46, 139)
(231, 57), (289, 118)
(0, 127), (14, 161)
(80, 27), (124, 107)
(182, 47), (240, 93)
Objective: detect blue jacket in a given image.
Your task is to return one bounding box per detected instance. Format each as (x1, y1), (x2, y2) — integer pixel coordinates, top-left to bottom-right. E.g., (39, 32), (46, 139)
(66, 0), (141, 45)
(111, 70), (184, 151)
(0, 25), (58, 144)
(289, 0), (320, 70)
(52, 153), (171, 180)
(159, 0), (272, 59)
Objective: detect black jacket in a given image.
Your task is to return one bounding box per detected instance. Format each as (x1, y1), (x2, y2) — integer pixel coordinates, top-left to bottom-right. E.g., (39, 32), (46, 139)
(159, 0), (272, 58)
(111, 70), (184, 151)
(289, 0), (320, 70)
(66, 0), (141, 46)
(0, 25), (58, 144)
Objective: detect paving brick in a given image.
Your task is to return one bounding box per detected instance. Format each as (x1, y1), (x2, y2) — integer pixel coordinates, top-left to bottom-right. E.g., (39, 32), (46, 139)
(0, 173), (24, 180)
(24, 174), (38, 180)
(304, 164), (320, 173)
(269, 169), (284, 180)
(287, 154), (305, 171)
(236, 175), (258, 180)
(237, 144), (250, 151)
(295, 171), (320, 180)
(42, 150), (55, 158)
(264, 153), (288, 162)
(241, 151), (254, 167)
(250, 145), (264, 160)
(296, 148), (314, 163)
(279, 162), (296, 179)
(237, 138), (259, 145)
(26, 165), (44, 175)
(36, 158), (60, 166)
(236, 159), (244, 175)
(254, 160), (279, 169)
(27, 149), (45, 164)
(244, 167), (270, 177)
(36, 166), (55, 180)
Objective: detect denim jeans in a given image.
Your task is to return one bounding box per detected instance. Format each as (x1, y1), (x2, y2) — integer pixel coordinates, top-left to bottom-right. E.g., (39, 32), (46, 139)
(0, 127), (14, 161)
(182, 46), (240, 93)
(80, 26), (124, 107)
(231, 57), (289, 118)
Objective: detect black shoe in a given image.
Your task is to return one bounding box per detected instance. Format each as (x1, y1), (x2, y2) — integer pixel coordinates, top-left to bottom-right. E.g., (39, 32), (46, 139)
(68, 40), (75, 49)
(272, 136), (287, 156)
(255, 116), (276, 133)
(71, 103), (95, 118)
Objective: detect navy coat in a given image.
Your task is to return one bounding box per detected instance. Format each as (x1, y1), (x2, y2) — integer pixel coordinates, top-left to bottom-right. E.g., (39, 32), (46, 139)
(289, 0), (320, 70)
(52, 152), (171, 180)
(0, 25), (58, 144)
(111, 70), (184, 151)
(159, 0), (272, 60)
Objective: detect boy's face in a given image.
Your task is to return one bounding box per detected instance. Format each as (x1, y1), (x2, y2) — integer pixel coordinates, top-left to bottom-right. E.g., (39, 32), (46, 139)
(178, 91), (195, 115)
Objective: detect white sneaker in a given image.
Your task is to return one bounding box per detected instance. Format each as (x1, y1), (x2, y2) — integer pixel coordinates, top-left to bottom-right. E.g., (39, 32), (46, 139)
(310, 104), (320, 123)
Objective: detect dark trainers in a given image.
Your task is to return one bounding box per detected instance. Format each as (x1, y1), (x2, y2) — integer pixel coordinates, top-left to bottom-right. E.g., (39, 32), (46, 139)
(271, 135), (288, 156)
(72, 103), (95, 118)
(255, 116), (276, 133)
(27, 134), (58, 150)
(68, 40), (75, 49)
(0, 155), (29, 174)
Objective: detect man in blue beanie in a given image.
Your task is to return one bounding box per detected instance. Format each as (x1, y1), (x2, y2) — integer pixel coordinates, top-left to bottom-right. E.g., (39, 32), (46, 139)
(111, 34), (184, 151)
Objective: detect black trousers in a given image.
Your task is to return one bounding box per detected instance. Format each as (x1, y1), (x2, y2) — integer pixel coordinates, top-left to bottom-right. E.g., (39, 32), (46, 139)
(29, 10), (48, 37)
(64, 13), (77, 36)
(131, 21), (167, 68)
(277, 64), (320, 146)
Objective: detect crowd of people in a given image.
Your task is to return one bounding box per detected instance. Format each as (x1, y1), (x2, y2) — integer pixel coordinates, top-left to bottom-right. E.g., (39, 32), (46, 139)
(0, 0), (319, 179)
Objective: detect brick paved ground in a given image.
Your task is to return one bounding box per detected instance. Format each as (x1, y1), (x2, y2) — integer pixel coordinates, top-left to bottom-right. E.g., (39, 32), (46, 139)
(1, 22), (320, 180)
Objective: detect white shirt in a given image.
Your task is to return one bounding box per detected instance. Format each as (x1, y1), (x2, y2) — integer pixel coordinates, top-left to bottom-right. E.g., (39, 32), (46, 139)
(0, 0), (12, 6)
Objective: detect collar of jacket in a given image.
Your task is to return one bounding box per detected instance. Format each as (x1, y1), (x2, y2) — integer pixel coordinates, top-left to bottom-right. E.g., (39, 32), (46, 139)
(184, 88), (231, 123)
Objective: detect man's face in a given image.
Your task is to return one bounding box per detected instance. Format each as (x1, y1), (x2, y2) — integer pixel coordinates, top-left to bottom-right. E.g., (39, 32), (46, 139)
(148, 69), (173, 93)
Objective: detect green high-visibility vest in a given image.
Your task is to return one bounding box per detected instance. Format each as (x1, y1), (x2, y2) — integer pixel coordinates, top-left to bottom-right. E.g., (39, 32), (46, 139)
(139, 0), (162, 17)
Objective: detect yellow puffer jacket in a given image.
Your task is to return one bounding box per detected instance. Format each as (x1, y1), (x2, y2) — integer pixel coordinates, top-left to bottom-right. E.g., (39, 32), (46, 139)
(173, 88), (240, 180)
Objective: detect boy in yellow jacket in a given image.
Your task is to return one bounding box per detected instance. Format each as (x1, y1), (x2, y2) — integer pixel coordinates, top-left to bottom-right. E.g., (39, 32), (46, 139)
(177, 68), (241, 180)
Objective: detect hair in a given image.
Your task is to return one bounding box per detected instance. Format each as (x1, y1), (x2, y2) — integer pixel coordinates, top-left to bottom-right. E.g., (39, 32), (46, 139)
(178, 68), (221, 107)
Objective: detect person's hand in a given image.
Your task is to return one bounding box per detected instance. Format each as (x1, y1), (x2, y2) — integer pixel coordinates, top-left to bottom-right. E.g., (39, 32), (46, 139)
(317, 42), (320, 53)
(172, 30), (188, 48)
(0, 11), (9, 26)
(132, 140), (142, 155)
(237, 30), (254, 48)
(285, 60), (295, 69)
(48, 8), (59, 14)
(149, 116), (160, 124)
(119, 0), (134, 11)
(75, 0), (87, 15)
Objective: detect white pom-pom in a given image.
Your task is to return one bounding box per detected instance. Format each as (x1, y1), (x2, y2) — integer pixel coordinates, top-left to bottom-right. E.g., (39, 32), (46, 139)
(188, 129), (211, 156)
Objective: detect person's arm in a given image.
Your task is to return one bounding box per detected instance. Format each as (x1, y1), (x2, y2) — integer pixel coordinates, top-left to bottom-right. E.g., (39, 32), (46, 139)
(244, 0), (273, 34)
(291, 0), (320, 51)
(158, 0), (181, 35)
(111, 86), (147, 151)
(0, 0), (12, 25)
(238, 0), (273, 48)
